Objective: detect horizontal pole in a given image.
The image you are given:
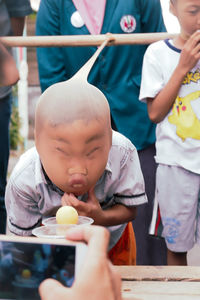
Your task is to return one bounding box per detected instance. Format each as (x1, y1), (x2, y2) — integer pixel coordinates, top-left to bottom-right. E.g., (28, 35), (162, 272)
(0, 33), (177, 47)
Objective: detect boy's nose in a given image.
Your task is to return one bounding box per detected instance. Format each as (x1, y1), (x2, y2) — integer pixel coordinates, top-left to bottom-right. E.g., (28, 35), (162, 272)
(68, 167), (88, 176)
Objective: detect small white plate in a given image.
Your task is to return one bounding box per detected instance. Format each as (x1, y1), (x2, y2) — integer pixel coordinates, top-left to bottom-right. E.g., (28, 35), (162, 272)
(42, 216), (94, 226)
(32, 224), (76, 239)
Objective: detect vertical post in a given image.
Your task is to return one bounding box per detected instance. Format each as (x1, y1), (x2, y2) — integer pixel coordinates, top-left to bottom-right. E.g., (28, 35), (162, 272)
(17, 25), (29, 149)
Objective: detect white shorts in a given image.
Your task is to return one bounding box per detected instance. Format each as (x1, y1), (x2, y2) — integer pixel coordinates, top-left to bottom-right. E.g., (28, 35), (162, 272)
(156, 164), (200, 252)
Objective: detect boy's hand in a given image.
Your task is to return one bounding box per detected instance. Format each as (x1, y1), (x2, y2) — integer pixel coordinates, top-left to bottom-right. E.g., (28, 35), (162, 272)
(178, 30), (200, 74)
(61, 189), (104, 224)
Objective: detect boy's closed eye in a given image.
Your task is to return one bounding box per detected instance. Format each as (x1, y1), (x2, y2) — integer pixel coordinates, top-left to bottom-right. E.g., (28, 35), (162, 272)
(55, 146), (101, 157)
(187, 6), (200, 15)
(188, 9), (198, 15)
(55, 147), (70, 156)
(86, 147), (101, 157)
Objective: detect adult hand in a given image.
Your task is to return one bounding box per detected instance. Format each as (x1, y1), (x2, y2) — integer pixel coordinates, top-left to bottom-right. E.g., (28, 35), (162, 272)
(39, 225), (122, 300)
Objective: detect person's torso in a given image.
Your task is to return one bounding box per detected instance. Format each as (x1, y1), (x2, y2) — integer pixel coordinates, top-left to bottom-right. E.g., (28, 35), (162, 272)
(8, 131), (136, 248)
(0, 0), (12, 97)
(150, 40), (200, 174)
(37, 0), (166, 149)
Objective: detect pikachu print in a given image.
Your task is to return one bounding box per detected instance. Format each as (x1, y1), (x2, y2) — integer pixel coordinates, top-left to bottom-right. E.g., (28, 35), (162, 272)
(168, 91), (200, 141)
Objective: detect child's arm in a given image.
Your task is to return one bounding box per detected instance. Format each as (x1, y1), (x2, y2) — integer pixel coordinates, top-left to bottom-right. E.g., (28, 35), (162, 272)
(147, 30), (200, 123)
(10, 16), (26, 36)
(61, 190), (137, 226)
(0, 42), (19, 86)
(5, 178), (43, 236)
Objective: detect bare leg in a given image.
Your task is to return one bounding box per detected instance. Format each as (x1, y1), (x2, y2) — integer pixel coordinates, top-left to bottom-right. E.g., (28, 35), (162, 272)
(167, 249), (187, 265)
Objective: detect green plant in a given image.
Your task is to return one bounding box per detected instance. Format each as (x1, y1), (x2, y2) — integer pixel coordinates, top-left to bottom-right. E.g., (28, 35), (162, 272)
(29, 12), (37, 20)
(10, 86), (23, 150)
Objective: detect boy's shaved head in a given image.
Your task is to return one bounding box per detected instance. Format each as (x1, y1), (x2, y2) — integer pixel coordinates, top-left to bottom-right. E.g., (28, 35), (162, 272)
(34, 76), (112, 195)
(34, 38), (113, 195)
(35, 77), (111, 137)
(35, 37), (112, 137)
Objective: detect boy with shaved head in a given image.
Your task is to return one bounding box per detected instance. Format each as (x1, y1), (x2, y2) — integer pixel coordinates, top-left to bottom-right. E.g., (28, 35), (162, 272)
(140, 0), (200, 265)
(5, 74), (147, 265)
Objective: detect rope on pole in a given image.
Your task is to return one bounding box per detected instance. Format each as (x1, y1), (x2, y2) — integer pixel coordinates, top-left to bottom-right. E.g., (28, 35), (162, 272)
(0, 33), (177, 47)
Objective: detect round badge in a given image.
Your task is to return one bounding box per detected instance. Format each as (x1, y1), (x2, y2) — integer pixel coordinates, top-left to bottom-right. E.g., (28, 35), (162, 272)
(120, 15), (136, 33)
(71, 11), (84, 28)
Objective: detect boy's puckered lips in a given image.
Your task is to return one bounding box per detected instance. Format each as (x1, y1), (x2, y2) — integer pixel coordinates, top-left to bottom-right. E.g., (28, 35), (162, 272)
(68, 174), (88, 189)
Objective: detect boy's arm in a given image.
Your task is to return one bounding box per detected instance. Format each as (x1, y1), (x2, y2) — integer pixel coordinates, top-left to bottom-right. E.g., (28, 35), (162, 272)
(94, 204), (137, 227)
(62, 190), (136, 226)
(84, 192), (137, 226)
(97, 204), (137, 226)
(5, 179), (42, 236)
(147, 31), (200, 123)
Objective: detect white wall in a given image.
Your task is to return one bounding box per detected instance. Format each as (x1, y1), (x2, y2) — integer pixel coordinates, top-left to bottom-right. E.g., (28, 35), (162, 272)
(160, 0), (180, 33)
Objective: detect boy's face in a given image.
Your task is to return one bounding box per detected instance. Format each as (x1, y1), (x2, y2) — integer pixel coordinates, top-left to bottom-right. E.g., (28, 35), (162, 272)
(170, 0), (200, 38)
(36, 119), (112, 196)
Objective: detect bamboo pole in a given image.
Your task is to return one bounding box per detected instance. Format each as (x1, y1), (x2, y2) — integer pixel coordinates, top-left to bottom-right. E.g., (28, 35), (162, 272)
(0, 32), (177, 47)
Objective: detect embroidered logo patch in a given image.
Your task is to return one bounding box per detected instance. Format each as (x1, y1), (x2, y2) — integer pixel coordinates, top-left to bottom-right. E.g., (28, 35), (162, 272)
(120, 15), (136, 33)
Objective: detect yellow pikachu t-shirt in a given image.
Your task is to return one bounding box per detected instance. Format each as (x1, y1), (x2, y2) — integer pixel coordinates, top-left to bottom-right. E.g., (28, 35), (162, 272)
(139, 39), (200, 174)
